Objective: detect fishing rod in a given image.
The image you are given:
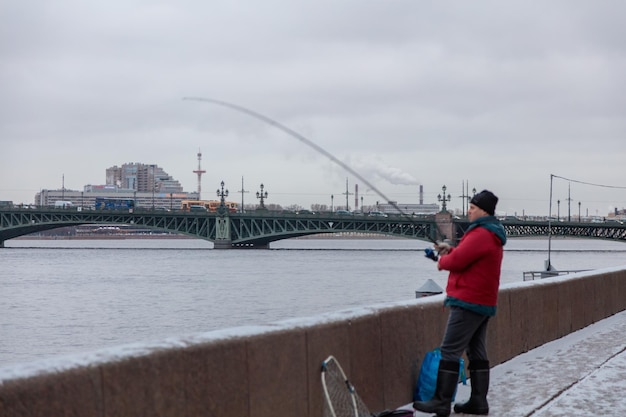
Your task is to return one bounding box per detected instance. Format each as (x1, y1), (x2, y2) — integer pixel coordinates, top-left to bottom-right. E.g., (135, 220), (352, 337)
(183, 97), (443, 251)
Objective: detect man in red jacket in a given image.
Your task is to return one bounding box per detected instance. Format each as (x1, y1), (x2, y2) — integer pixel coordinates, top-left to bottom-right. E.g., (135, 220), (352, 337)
(414, 190), (506, 417)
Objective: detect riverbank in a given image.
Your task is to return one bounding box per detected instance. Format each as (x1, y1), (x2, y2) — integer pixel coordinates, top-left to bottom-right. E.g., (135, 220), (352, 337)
(15, 232), (404, 241)
(15, 234), (193, 240)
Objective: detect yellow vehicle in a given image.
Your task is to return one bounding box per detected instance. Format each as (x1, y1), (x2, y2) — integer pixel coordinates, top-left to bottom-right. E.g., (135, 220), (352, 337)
(181, 200), (238, 213)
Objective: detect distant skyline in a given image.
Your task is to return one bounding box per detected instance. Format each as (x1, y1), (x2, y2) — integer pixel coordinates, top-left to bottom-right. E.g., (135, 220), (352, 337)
(1, 1), (625, 216)
(18, 159), (625, 218)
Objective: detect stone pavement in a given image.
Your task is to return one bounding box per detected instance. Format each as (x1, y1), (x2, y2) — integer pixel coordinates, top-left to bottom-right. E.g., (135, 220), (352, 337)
(402, 309), (626, 416)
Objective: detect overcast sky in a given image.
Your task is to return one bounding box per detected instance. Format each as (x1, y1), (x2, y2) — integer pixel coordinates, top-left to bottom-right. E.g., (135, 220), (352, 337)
(1, 1), (625, 216)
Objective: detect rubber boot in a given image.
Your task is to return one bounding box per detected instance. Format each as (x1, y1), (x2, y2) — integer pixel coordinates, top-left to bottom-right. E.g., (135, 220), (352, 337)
(454, 360), (489, 415)
(413, 359), (460, 417)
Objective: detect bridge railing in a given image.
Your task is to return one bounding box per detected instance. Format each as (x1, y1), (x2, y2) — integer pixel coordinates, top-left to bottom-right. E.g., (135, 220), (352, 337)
(522, 269), (590, 281)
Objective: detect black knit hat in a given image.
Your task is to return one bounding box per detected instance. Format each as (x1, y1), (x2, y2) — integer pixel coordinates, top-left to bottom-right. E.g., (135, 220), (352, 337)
(470, 190), (498, 215)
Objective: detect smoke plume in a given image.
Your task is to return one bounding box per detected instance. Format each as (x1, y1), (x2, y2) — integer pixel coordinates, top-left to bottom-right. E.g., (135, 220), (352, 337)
(347, 155), (420, 186)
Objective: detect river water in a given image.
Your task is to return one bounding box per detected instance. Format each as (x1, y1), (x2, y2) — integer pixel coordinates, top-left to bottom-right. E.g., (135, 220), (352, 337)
(1, 237), (625, 366)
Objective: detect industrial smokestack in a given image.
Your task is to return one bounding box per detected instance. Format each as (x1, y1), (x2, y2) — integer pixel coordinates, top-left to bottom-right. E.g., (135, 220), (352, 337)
(419, 185), (424, 205)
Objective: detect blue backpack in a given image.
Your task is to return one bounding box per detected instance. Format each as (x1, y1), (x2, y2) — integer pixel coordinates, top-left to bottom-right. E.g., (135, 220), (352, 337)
(414, 347), (466, 401)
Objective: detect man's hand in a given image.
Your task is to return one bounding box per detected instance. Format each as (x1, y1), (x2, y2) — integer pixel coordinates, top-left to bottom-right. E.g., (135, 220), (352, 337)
(435, 242), (452, 255)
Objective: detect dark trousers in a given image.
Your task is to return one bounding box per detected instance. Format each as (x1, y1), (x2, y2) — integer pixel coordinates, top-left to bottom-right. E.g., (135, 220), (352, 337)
(440, 306), (490, 362)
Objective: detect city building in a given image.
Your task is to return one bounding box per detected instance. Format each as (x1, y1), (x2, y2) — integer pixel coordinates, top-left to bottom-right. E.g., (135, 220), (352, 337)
(34, 188), (199, 210)
(34, 162), (196, 209)
(105, 163), (184, 194)
(376, 185), (440, 215)
(377, 201), (439, 216)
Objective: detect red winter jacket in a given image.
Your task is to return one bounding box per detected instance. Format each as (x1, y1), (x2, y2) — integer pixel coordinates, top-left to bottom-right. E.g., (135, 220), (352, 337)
(438, 227), (503, 307)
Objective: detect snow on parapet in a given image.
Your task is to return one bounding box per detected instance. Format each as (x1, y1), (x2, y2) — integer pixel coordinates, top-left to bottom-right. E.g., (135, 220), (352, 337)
(0, 324), (270, 382)
(0, 295), (443, 382)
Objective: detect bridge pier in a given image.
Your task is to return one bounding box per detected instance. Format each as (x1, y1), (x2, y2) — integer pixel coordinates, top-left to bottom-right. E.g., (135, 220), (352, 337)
(214, 216), (232, 249)
(0, 240), (4, 248)
(216, 241), (271, 249)
(231, 242), (269, 249)
(214, 239), (233, 249)
(435, 211), (456, 243)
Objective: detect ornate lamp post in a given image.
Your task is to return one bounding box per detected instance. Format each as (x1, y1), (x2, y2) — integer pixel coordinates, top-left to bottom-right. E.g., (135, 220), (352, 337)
(557, 199), (560, 221)
(578, 201), (581, 222)
(217, 181), (229, 204)
(256, 183), (268, 209)
(331, 194), (334, 213)
(438, 185), (451, 212)
(217, 181), (229, 215)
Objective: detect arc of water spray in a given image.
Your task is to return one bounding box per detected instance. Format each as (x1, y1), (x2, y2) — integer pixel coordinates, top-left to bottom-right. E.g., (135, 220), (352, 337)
(182, 96), (440, 243)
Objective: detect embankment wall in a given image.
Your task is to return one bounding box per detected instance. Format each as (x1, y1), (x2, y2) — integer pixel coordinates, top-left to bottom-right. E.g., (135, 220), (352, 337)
(1, 267), (625, 417)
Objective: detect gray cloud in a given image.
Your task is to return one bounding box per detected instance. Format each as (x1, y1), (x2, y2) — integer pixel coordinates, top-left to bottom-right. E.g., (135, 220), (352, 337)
(1, 0), (625, 215)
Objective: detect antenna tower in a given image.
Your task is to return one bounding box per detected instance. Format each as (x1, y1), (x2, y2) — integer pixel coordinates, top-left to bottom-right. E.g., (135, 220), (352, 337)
(193, 148), (206, 200)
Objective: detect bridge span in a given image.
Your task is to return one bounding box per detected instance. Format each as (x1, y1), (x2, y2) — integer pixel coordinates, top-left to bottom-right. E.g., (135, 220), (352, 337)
(1, 208), (625, 248)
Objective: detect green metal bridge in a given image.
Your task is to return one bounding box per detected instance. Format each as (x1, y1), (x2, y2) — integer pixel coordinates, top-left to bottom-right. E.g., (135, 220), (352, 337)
(1, 208), (625, 248)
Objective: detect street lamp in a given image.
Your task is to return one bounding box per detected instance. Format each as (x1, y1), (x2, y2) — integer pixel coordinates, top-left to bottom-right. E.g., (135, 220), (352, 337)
(256, 183), (268, 209)
(557, 200), (560, 221)
(331, 194), (334, 213)
(217, 181), (229, 215)
(438, 185), (451, 212)
(578, 201), (581, 222)
(217, 181), (229, 204)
